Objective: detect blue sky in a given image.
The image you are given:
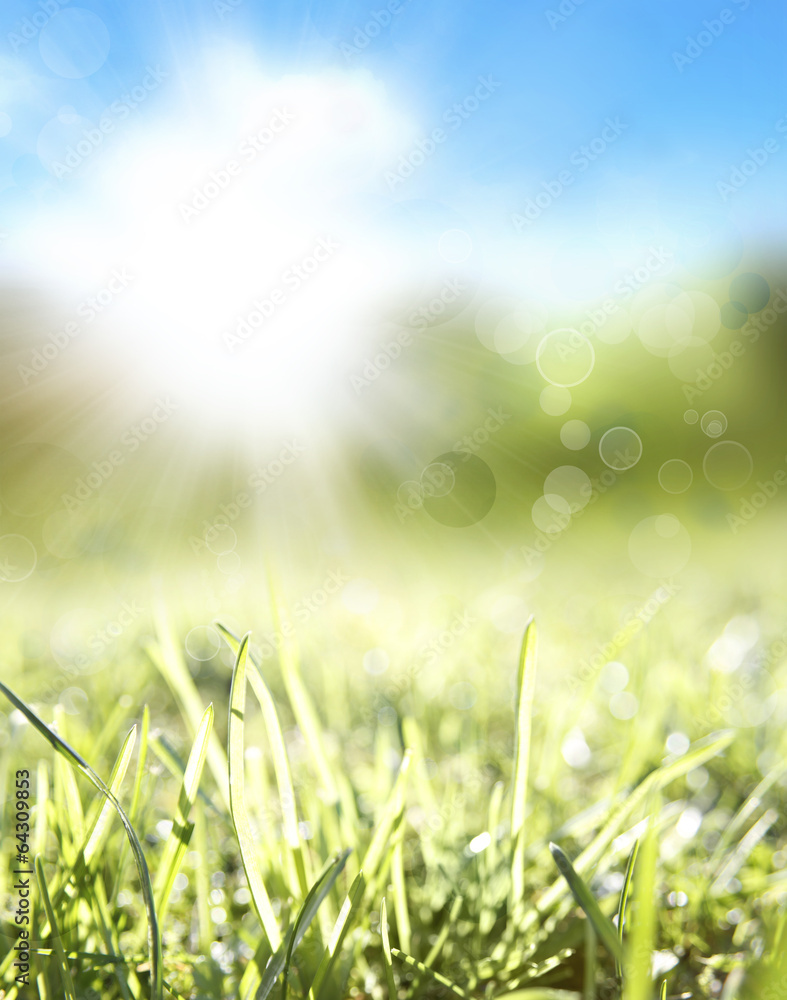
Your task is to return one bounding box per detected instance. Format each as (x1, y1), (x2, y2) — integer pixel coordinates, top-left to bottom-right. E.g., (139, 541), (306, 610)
(1, 0), (785, 443)
(2, 0), (785, 250)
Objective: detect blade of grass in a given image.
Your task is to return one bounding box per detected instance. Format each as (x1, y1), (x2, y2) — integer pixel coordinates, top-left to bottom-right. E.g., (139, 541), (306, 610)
(218, 621), (309, 896)
(623, 803), (659, 1000)
(35, 855), (77, 1000)
(360, 749), (412, 887)
(130, 705), (150, 825)
(391, 947), (469, 999)
(193, 799), (211, 954)
(148, 599), (230, 810)
(263, 585), (340, 807)
(84, 725), (136, 866)
(52, 724), (137, 911)
(711, 809), (778, 896)
(218, 619), (360, 849)
(659, 982), (667, 1000)
(148, 732), (223, 817)
(526, 731), (735, 927)
(584, 921), (596, 1000)
(154, 704), (213, 921)
(34, 760), (49, 857)
(253, 849), (352, 1000)
(710, 763), (784, 869)
(380, 898), (397, 1000)
(496, 991), (581, 999)
(279, 849), (352, 1000)
(55, 750), (84, 865)
(228, 633), (282, 951)
(308, 870), (366, 1000)
(424, 892), (463, 968)
(0, 680), (162, 1000)
(112, 705), (150, 904)
(549, 842), (623, 964)
(391, 823), (411, 955)
(616, 840), (640, 977)
(511, 619), (537, 917)
(502, 952), (574, 992)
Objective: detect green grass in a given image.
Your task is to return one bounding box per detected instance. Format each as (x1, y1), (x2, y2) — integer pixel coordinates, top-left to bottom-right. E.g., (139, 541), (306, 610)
(1, 614), (785, 1000)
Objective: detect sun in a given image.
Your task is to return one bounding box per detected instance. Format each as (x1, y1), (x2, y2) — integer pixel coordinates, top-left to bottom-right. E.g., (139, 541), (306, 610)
(13, 50), (432, 441)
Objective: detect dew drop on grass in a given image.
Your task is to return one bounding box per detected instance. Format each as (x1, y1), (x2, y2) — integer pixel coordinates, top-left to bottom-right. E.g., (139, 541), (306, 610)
(363, 647), (389, 674)
(666, 732), (690, 755)
(609, 692), (638, 719)
(561, 728), (591, 768)
(600, 661), (628, 693)
(467, 831), (491, 854)
(676, 806), (703, 839)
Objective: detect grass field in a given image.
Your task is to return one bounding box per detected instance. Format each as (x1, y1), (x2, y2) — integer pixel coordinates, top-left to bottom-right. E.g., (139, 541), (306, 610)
(2, 3), (786, 997)
(2, 556), (785, 1000)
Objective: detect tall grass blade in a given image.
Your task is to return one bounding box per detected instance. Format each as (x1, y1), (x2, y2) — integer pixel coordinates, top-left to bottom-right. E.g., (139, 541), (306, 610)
(584, 921), (597, 1000)
(528, 731), (735, 925)
(549, 842), (623, 964)
(623, 805), (659, 1000)
(253, 848), (351, 1000)
(148, 600), (230, 809)
(35, 855), (77, 1000)
(380, 898), (398, 1000)
(228, 633), (282, 951)
(360, 749), (412, 886)
(308, 870), (365, 1000)
(83, 725), (136, 866)
(218, 621), (309, 896)
(616, 839), (640, 977)
(0, 679), (162, 1000)
(265, 585), (340, 806)
(53, 724), (137, 910)
(154, 704), (213, 921)
(511, 619), (537, 914)
(390, 947), (469, 998)
(496, 991), (581, 999)
(280, 848), (352, 1000)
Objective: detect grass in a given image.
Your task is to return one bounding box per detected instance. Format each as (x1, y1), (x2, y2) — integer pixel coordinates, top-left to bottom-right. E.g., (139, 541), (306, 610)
(1, 610), (785, 1000)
